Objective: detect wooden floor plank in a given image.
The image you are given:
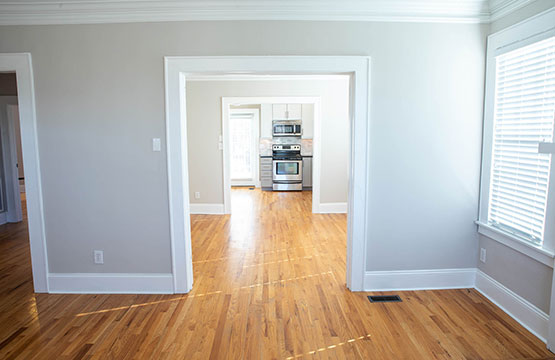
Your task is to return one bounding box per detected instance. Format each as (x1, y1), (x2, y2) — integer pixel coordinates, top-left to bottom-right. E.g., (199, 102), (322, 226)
(0, 189), (553, 359)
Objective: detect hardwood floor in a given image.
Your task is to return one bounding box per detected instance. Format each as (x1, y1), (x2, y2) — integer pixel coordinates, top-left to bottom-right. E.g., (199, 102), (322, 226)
(0, 189), (553, 359)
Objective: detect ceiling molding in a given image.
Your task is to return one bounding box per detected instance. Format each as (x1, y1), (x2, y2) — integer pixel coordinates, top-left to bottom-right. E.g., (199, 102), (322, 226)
(0, 0), (539, 26)
(0, 0), (491, 25)
(489, 0), (535, 21)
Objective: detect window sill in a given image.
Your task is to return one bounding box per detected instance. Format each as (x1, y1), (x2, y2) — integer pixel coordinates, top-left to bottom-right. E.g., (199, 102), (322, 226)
(476, 221), (555, 268)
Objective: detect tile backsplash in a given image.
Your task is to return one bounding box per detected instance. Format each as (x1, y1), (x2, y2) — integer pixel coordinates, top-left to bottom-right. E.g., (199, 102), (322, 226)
(259, 138), (313, 156)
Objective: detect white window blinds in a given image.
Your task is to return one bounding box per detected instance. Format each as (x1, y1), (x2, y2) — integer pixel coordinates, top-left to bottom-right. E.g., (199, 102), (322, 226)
(488, 36), (555, 244)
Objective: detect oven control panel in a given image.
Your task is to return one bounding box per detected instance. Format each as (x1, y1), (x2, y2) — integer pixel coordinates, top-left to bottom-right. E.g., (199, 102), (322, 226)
(272, 144), (301, 151)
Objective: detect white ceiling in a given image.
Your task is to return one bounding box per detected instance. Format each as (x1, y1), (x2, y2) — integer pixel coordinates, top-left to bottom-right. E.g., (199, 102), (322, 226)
(0, 0), (533, 25)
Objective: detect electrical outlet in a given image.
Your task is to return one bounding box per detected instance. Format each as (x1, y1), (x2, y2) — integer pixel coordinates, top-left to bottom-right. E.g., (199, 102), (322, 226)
(480, 248), (486, 263)
(94, 250), (104, 264)
(195, 192), (200, 199)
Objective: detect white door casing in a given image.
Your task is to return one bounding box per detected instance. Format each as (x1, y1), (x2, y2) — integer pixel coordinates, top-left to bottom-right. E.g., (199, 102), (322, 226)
(164, 56), (371, 292)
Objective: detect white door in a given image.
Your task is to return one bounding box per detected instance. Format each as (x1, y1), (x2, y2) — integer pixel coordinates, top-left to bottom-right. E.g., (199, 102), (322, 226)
(230, 109), (260, 186)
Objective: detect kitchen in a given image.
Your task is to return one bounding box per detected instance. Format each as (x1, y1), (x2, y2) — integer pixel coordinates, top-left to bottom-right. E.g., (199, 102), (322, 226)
(185, 75), (349, 215)
(259, 103), (313, 192)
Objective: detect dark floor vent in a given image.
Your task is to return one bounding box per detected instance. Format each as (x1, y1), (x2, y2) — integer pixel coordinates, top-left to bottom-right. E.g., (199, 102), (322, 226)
(368, 295), (402, 303)
(249, 187), (255, 190)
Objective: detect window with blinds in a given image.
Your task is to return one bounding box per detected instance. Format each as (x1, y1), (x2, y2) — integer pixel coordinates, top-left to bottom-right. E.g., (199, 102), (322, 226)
(487, 36), (555, 245)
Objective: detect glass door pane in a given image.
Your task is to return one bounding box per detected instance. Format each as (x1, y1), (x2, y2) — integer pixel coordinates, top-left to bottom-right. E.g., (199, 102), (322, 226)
(230, 115), (253, 180)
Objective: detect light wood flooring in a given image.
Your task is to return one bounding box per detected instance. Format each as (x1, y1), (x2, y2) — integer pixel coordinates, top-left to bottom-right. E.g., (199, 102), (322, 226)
(0, 188), (553, 359)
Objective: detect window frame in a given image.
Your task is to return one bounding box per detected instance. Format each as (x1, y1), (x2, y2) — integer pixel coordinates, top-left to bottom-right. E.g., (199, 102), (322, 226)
(478, 7), (555, 266)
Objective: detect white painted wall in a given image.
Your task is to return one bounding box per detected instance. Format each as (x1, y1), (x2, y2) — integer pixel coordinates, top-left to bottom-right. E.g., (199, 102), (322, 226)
(0, 20), (487, 274)
(186, 79), (347, 205)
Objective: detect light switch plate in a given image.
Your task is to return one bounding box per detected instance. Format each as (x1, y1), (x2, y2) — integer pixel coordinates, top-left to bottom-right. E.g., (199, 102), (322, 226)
(152, 138), (161, 152)
(94, 250), (104, 264)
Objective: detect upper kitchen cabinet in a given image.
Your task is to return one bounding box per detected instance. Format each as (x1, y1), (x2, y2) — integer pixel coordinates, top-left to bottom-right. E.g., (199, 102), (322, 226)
(272, 104), (302, 120)
(301, 104), (314, 139)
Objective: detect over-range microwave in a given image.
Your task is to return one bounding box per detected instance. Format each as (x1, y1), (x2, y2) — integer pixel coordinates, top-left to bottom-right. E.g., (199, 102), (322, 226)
(272, 120), (302, 137)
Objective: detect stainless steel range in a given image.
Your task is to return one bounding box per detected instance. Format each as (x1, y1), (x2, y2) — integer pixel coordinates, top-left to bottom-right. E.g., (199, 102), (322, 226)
(272, 144), (303, 191)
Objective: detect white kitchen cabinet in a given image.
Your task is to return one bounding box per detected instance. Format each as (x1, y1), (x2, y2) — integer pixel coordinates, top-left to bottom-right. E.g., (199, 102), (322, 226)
(301, 104), (314, 139)
(287, 104), (302, 119)
(272, 104), (302, 120)
(272, 104), (287, 120)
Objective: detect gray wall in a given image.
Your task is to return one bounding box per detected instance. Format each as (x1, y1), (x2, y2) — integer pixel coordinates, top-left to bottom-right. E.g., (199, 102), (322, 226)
(477, 3), (555, 314)
(0, 20), (487, 274)
(186, 78), (349, 205)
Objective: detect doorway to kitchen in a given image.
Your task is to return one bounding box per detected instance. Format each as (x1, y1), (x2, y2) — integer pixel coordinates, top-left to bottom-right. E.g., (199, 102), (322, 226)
(164, 56), (370, 293)
(221, 96), (323, 215)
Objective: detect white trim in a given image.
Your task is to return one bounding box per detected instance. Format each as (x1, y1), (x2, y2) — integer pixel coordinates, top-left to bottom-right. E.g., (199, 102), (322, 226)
(477, 222), (555, 268)
(48, 273), (174, 294)
(364, 268), (477, 291)
(475, 270), (549, 343)
(489, 0), (535, 22)
(189, 203), (225, 215)
(164, 56), (370, 291)
(478, 7), (555, 268)
(187, 74), (357, 82)
(221, 96), (324, 215)
(0, 54), (48, 293)
(164, 64), (194, 293)
(0, 0), (492, 26)
(318, 202), (348, 214)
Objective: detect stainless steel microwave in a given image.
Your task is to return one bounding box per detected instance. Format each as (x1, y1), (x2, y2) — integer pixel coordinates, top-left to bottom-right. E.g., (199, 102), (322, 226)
(272, 121), (302, 137)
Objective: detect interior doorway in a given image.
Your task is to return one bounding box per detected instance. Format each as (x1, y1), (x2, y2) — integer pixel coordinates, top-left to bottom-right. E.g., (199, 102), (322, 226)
(0, 54), (48, 293)
(164, 56), (371, 293)
(221, 96), (323, 215)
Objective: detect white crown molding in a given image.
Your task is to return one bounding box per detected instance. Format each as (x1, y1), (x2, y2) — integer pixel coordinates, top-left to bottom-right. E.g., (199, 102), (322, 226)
(489, 0), (536, 21)
(0, 0), (494, 25)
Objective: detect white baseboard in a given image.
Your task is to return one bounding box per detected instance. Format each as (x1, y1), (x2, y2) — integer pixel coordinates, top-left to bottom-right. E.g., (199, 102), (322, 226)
(48, 273), (174, 294)
(475, 270), (549, 343)
(364, 268), (476, 291)
(318, 202), (347, 214)
(189, 203), (225, 215)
